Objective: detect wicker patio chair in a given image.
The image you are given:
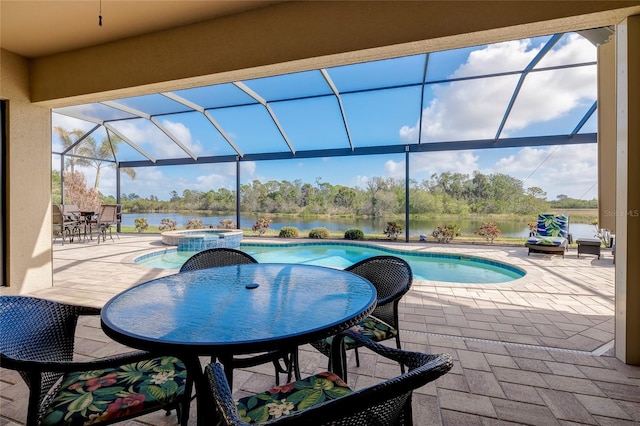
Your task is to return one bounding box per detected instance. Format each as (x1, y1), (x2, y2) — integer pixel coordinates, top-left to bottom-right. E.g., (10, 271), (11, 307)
(205, 329), (452, 425)
(179, 247), (259, 272)
(179, 248), (299, 386)
(0, 296), (192, 426)
(311, 255), (413, 382)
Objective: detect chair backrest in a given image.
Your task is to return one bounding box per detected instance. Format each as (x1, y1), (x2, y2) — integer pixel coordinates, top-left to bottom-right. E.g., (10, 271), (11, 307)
(536, 213), (569, 238)
(179, 247), (258, 272)
(62, 204), (80, 216)
(206, 329), (453, 425)
(0, 296), (86, 409)
(98, 204), (118, 223)
(345, 256), (413, 328)
(52, 204), (64, 225)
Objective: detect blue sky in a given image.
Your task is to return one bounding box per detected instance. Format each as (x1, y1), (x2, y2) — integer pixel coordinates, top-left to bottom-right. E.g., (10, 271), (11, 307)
(52, 33), (598, 202)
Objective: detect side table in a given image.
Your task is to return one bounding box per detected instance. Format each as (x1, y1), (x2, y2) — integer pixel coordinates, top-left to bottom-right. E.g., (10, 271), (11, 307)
(577, 238), (601, 259)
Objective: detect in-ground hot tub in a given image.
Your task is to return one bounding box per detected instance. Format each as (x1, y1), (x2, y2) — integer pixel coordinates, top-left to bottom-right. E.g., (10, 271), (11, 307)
(161, 229), (243, 252)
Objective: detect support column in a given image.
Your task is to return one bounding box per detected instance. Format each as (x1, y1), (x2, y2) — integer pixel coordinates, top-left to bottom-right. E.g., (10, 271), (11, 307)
(405, 149), (410, 242)
(615, 15), (640, 364)
(598, 35), (616, 232)
(236, 158), (241, 230)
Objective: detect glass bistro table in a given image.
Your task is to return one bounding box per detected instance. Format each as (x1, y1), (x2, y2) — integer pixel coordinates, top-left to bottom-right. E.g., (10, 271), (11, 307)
(101, 263), (377, 424)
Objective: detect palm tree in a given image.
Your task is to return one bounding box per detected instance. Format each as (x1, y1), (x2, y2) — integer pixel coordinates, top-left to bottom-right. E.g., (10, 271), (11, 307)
(54, 127), (88, 173)
(62, 129), (136, 188)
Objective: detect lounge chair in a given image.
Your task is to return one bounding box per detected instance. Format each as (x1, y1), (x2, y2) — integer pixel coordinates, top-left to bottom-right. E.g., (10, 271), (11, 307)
(525, 213), (572, 258)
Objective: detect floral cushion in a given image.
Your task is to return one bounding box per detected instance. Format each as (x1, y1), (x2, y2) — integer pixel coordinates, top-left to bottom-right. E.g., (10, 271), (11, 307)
(40, 356), (187, 425)
(314, 315), (398, 354)
(236, 371), (352, 423)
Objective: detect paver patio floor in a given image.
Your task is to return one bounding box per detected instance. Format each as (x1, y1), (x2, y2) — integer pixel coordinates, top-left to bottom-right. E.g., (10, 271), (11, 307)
(2, 234), (639, 425)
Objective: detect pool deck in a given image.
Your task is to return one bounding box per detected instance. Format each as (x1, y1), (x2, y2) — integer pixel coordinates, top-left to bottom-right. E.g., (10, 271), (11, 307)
(2, 234), (640, 425)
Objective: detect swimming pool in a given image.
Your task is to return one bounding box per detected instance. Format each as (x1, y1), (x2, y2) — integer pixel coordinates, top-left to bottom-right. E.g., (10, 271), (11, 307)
(135, 242), (525, 283)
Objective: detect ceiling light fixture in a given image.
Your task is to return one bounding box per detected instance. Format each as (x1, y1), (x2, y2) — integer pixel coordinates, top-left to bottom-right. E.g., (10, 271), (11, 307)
(98, 0), (103, 27)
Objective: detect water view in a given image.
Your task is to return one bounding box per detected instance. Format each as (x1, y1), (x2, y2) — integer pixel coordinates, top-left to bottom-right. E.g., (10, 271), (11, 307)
(120, 213), (599, 240)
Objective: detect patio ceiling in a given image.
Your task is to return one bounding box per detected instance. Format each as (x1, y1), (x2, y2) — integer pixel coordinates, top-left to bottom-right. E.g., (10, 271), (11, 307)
(52, 28), (607, 169)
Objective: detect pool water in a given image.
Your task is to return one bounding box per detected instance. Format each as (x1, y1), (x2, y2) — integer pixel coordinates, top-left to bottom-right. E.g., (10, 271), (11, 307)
(135, 242), (525, 284)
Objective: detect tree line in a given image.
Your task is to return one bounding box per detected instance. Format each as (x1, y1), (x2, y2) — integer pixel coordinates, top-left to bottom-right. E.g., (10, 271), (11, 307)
(109, 171), (596, 217)
(52, 126), (597, 216)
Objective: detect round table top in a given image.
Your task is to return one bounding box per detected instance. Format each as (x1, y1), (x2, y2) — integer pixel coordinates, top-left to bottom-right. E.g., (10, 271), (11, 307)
(101, 263), (376, 355)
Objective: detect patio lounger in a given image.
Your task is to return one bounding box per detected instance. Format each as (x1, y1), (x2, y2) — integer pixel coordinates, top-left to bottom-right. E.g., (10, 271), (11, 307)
(525, 213), (571, 258)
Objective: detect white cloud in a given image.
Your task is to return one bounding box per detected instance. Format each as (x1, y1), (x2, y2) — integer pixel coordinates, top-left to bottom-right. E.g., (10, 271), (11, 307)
(103, 120), (191, 159)
(492, 144), (598, 199)
(385, 151), (480, 181)
(240, 161), (256, 177)
(101, 162), (258, 200)
(160, 119), (202, 156)
(351, 175), (371, 189)
(400, 35), (596, 142)
(384, 159), (404, 178)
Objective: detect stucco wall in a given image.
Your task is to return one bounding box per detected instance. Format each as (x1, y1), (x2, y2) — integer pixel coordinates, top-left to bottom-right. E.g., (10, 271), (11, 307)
(0, 48), (53, 293)
(29, 1), (640, 107)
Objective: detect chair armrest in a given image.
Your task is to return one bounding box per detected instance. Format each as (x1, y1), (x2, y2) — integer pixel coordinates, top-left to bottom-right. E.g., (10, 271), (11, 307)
(206, 362), (252, 426)
(335, 329), (445, 372)
(0, 350), (157, 374)
(376, 292), (406, 307)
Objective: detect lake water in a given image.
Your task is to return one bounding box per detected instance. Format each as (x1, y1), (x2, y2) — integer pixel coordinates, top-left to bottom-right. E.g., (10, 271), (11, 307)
(120, 212), (599, 240)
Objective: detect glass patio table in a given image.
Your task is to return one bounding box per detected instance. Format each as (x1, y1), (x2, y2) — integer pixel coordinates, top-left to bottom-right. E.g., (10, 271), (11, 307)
(100, 263), (377, 424)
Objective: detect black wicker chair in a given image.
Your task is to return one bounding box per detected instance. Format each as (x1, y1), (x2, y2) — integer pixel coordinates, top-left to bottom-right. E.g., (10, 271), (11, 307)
(179, 247), (299, 385)
(0, 295), (192, 426)
(179, 247), (258, 272)
(205, 329), (452, 425)
(311, 255), (413, 381)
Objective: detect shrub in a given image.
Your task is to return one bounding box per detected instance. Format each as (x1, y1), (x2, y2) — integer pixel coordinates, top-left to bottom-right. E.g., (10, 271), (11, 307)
(278, 226), (299, 238)
(309, 227), (330, 239)
(186, 219), (203, 230)
(594, 224), (612, 247)
(383, 221), (403, 240)
(432, 223), (460, 243)
(344, 228), (364, 240)
(134, 217), (149, 233)
(475, 221), (501, 243)
(159, 218), (177, 231)
(218, 219), (236, 229)
(252, 217), (271, 236)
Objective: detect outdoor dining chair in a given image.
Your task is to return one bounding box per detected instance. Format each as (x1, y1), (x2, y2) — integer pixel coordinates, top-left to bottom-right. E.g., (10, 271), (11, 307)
(180, 247), (300, 385)
(96, 204), (120, 243)
(179, 247), (259, 271)
(0, 295), (192, 426)
(206, 329), (453, 425)
(52, 204), (80, 245)
(311, 255), (413, 382)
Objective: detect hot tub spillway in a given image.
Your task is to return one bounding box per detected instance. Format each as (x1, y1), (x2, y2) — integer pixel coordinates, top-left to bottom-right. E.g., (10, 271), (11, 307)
(161, 229), (243, 251)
